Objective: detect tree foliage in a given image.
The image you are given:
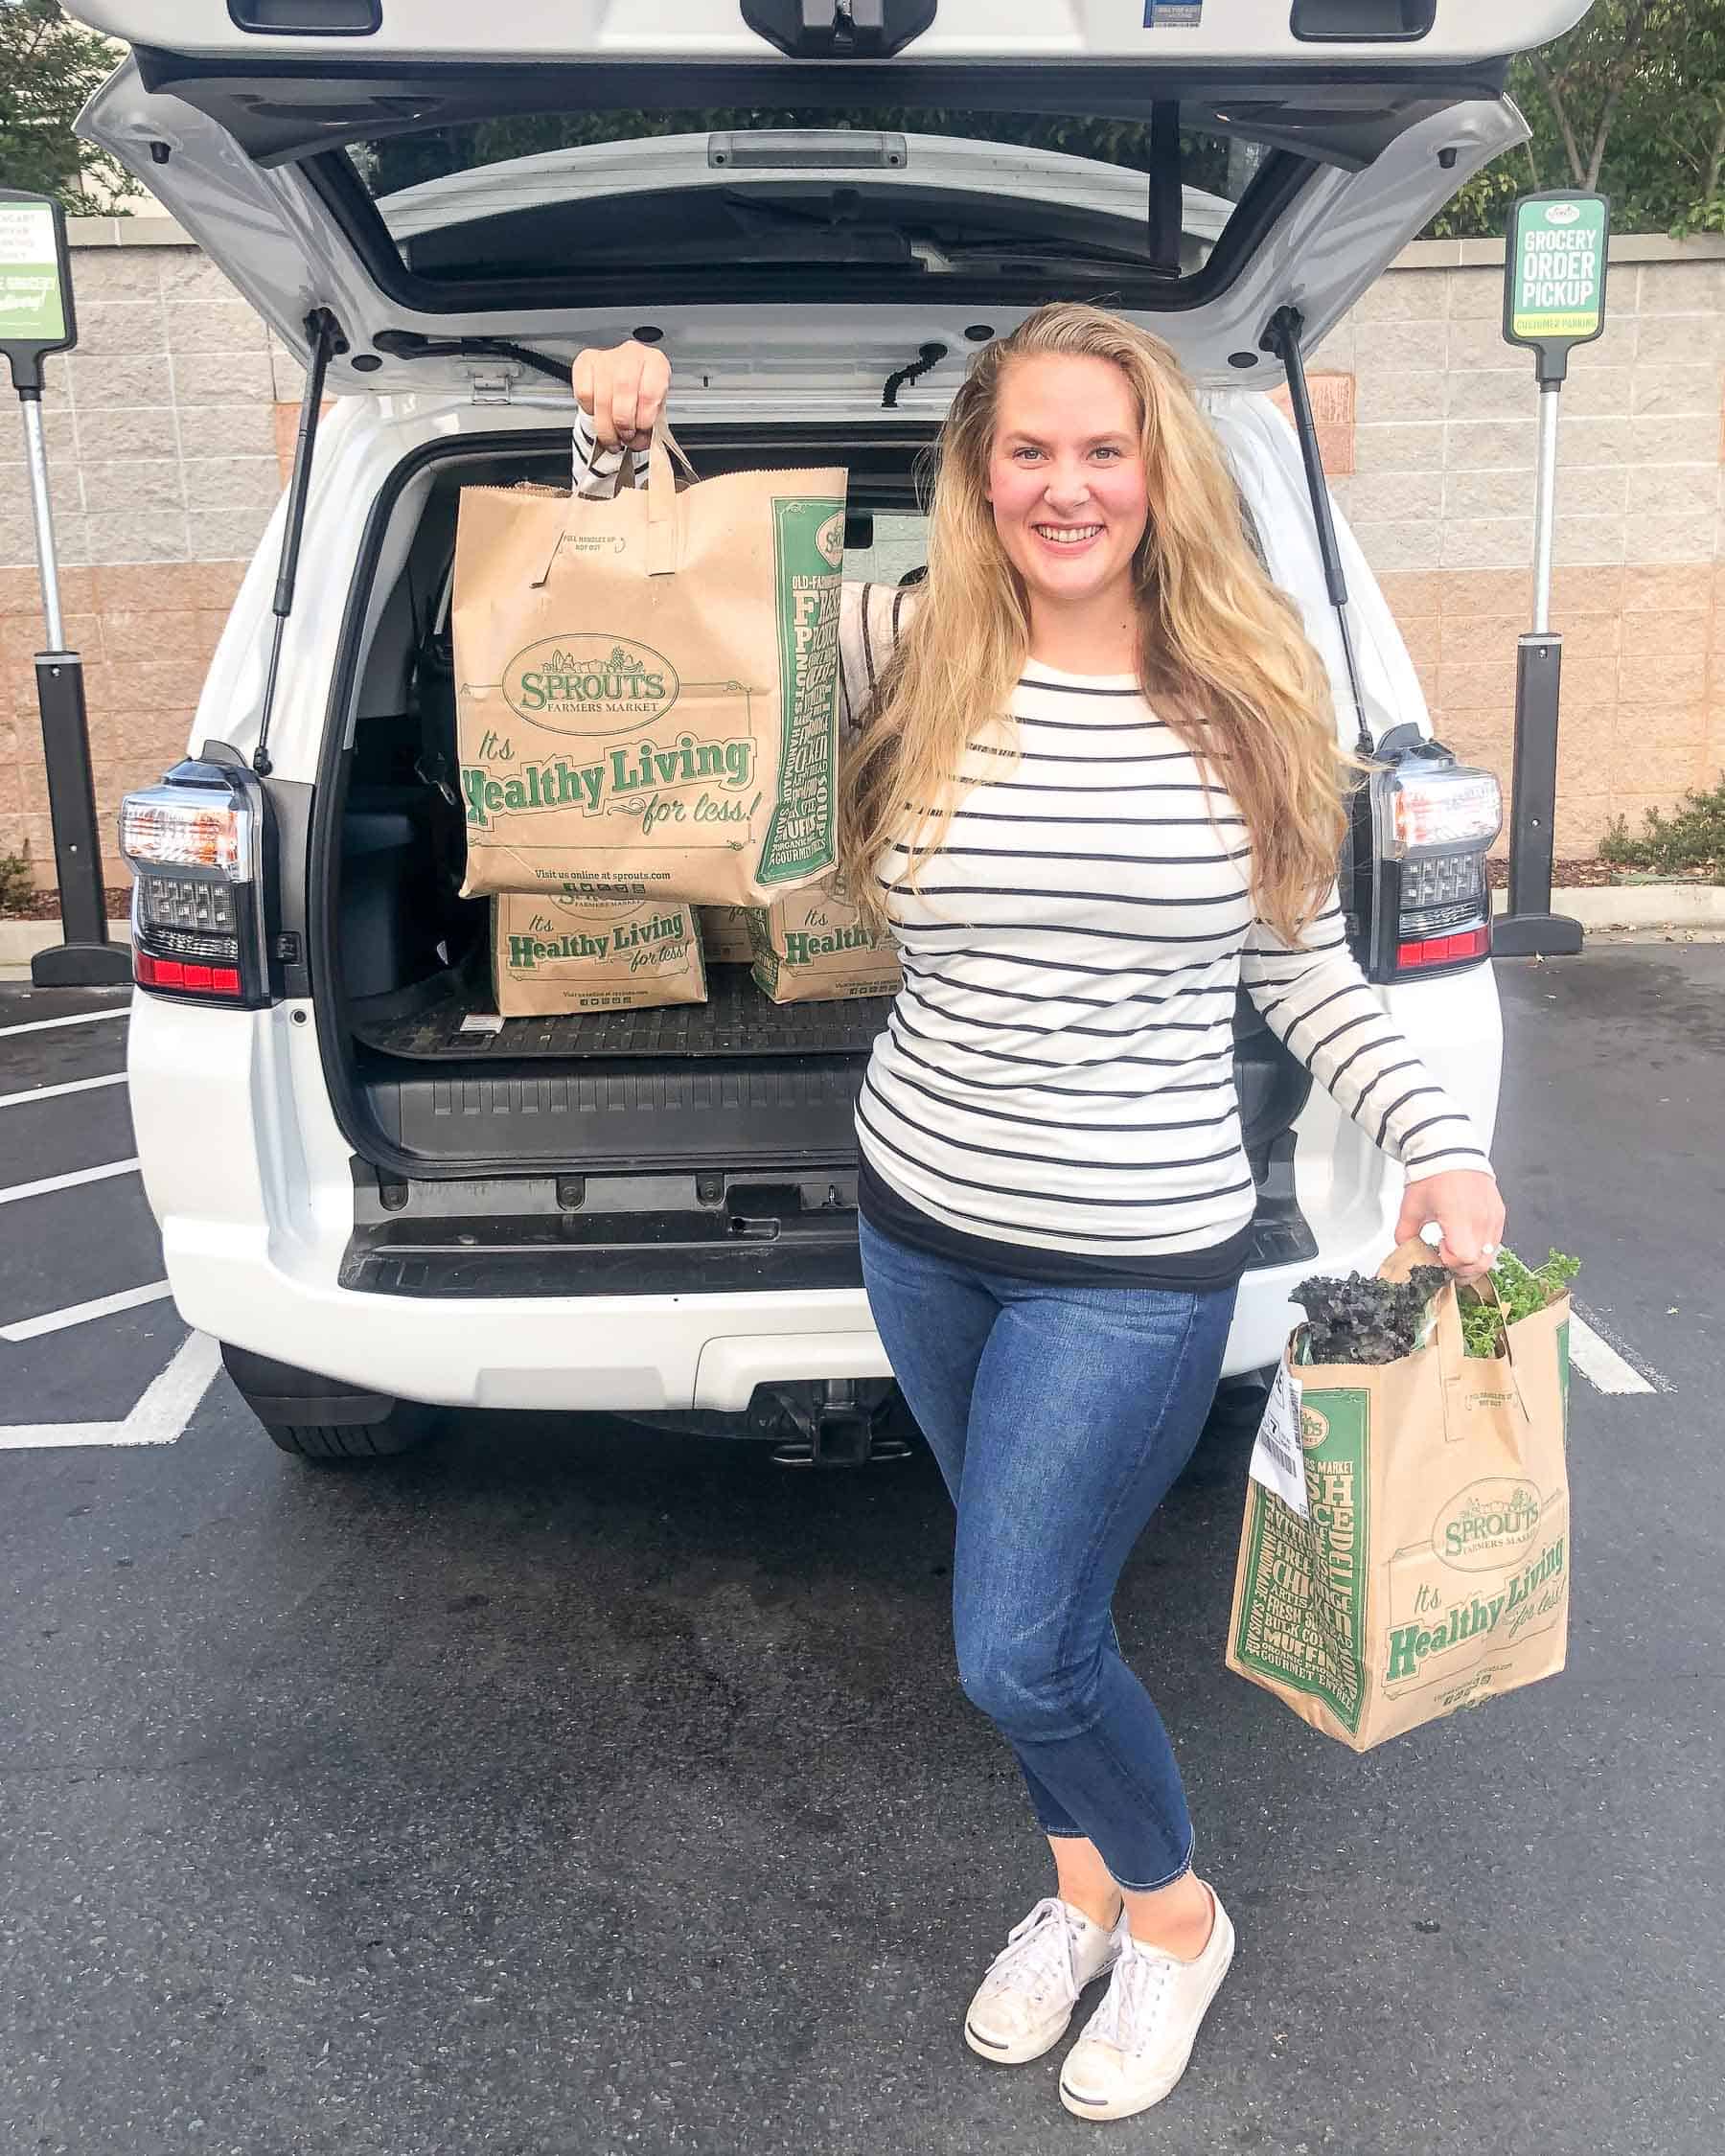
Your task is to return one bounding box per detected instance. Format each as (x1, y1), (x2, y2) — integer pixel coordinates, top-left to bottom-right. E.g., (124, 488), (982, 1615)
(0, 0), (138, 212)
(1432, 3), (1725, 238)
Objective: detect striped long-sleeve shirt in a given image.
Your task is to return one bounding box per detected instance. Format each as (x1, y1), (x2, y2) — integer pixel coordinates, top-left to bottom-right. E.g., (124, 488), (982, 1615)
(569, 411), (1494, 1287)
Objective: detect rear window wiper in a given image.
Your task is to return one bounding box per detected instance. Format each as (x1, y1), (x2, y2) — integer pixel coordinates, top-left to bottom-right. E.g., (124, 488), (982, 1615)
(921, 237), (1181, 278)
(372, 330), (570, 383)
(709, 191), (1167, 276)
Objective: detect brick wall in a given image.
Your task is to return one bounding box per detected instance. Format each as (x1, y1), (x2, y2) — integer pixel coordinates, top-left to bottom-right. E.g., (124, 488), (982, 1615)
(0, 224), (302, 891)
(3, 219), (1724, 892)
(1305, 240), (1725, 852)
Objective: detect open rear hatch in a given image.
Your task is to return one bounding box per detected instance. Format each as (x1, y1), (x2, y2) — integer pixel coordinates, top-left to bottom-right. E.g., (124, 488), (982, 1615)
(67, 0), (1587, 400)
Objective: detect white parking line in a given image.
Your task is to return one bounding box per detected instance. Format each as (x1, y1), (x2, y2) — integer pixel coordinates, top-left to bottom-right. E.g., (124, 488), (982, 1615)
(0, 1329), (218, 1451)
(2, 1280), (172, 1344)
(0, 1004), (131, 1040)
(0, 1071), (128, 1111)
(1571, 1306), (1666, 1395)
(0, 1157), (141, 1206)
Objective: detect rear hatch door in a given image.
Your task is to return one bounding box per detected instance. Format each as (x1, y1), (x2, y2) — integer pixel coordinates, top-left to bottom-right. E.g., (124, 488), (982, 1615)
(68, 1), (1588, 402)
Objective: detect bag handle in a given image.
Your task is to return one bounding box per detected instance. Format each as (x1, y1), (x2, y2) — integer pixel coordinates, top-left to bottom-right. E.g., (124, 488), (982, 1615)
(1380, 1238), (1466, 1443)
(1378, 1236), (1530, 1428)
(530, 422), (698, 588)
(1460, 1265), (1533, 1424)
(645, 422), (695, 579)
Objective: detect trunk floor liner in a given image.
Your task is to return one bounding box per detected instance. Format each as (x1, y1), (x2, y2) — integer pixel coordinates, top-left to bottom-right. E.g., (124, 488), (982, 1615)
(348, 962), (892, 1063)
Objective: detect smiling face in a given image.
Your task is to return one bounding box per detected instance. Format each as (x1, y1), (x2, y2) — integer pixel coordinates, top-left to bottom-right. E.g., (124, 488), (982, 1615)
(983, 352), (1151, 626)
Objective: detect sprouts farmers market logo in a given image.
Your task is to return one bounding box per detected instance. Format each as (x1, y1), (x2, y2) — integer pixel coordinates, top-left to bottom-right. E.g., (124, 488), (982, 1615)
(504, 636), (679, 732)
(1433, 1479), (1542, 1572)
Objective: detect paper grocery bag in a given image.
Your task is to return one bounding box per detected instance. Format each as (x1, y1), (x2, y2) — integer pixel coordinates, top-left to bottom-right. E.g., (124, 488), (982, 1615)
(697, 905), (758, 966)
(748, 875), (903, 1003)
(454, 429), (847, 906)
(492, 890), (706, 1018)
(1226, 1241), (1572, 1751)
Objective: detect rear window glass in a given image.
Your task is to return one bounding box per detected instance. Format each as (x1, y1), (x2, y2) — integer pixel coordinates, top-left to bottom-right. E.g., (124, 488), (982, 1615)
(342, 109), (1279, 287)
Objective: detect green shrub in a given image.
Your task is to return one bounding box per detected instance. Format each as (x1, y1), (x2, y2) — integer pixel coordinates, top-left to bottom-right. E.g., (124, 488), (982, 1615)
(1598, 773), (1725, 881)
(0, 852), (34, 910)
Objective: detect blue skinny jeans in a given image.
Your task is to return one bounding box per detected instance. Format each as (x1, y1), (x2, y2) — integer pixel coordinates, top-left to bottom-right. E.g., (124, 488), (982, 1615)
(859, 1212), (1238, 1892)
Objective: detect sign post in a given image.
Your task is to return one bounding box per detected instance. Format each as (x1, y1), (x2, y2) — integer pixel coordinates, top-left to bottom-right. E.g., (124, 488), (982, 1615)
(1493, 190), (1607, 960)
(0, 189), (130, 987)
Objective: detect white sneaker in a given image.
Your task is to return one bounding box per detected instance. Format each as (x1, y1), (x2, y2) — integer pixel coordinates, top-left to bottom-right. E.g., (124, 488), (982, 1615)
(1057, 1883), (1235, 2120)
(963, 1896), (1123, 2066)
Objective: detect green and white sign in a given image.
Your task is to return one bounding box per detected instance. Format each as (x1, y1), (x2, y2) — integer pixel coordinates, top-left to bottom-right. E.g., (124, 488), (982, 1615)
(0, 189), (77, 393)
(0, 200), (66, 343)
(1504, 191), (1609, 378)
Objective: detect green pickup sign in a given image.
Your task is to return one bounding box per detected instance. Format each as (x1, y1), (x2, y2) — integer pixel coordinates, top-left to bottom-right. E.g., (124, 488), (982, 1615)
(1504, 191), (1608, 377)
(0, 190), (77, 393)
(0, 201), (65, 343)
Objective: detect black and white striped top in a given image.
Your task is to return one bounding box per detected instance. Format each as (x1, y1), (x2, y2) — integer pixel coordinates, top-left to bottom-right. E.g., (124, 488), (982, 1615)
(838, 582), (1492, 1277)
(571, 415), (1493, 1284)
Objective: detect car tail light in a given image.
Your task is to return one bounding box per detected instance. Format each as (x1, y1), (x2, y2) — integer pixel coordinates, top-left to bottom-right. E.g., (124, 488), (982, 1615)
(118, 760), (274, 1007)
(1366, 735), (1502, 982)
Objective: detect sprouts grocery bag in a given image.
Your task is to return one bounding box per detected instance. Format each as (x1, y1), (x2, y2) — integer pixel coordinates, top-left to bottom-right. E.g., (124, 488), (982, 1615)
(748, 875), (903, 1003)
(492, 890), (706, 1018)
(454, 429), (847, 906)
(1226, 1241), (1572, 1751)
(698, 905), (758, 966)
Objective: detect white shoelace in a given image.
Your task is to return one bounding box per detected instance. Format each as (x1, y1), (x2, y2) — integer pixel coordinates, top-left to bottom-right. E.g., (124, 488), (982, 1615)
(1084, 1940), (1175, 2054)
(978, 1896), (1093, 2009)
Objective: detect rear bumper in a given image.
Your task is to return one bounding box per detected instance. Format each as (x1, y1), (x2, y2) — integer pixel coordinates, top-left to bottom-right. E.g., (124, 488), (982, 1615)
(162, 1214), (1387, 1412)
(130, 967), (1500, 1418)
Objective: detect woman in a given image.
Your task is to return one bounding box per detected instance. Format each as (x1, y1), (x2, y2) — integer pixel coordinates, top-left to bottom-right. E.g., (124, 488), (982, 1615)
(570, 308), (1504, 2122)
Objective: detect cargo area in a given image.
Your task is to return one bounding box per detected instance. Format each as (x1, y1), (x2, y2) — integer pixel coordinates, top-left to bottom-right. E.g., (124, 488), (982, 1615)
(311, 427), (1317, 1291)
(318, 432), (923, 1181)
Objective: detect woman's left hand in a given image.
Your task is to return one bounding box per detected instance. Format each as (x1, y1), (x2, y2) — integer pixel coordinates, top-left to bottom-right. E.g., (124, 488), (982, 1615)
(1393, 1169), (1506, 1285)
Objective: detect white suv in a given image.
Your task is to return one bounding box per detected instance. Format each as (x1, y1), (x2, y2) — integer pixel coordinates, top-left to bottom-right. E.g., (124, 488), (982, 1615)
(73, 2), (1580, 1461)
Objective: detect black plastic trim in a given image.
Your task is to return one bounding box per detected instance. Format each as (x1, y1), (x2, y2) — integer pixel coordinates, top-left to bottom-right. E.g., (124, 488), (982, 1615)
(1290, 0), (1437, 42)
(128, 49), (1508, 166)
(337, 1176), (1316, 1300)
(229, 1), (380, 32)
(742, 0), (938, 59)
(219, 1340), (395, 1422)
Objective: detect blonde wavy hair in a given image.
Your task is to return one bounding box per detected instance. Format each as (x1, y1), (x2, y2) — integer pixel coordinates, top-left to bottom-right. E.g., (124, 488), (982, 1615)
(838, 301), (1362, 946)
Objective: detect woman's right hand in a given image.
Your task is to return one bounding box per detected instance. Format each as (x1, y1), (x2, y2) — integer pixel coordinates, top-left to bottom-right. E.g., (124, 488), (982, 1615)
(571, 339), (672, 454)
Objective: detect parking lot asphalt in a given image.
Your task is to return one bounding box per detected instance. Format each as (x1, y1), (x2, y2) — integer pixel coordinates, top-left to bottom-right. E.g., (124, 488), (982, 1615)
(0, 949), (1719, 2156)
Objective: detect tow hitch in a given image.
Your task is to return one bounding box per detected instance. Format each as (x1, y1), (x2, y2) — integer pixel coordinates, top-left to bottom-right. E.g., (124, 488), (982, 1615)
(762, 1380), (914, 1467)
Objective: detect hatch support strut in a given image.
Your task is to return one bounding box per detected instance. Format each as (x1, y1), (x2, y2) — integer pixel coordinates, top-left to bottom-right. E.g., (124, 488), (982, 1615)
(1147, 103), (1183, 279)
(1261, 305), (1372, 759)
(253, 307), (346, 777)
(1262, 305), (1379, 952)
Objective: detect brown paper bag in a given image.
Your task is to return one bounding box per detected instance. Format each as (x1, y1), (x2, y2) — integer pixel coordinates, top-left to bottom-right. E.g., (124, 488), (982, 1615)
(748, 876), (903, 1003)
(492, 890), (706, 1018)
(697, 905), (758, 966)
(1226, 1241), (1572, 1750)
(454, 430), (846, 906)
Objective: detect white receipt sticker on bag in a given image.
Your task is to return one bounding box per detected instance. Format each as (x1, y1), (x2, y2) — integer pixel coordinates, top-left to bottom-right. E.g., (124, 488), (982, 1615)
(1248, 1353), (1308, 1518)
